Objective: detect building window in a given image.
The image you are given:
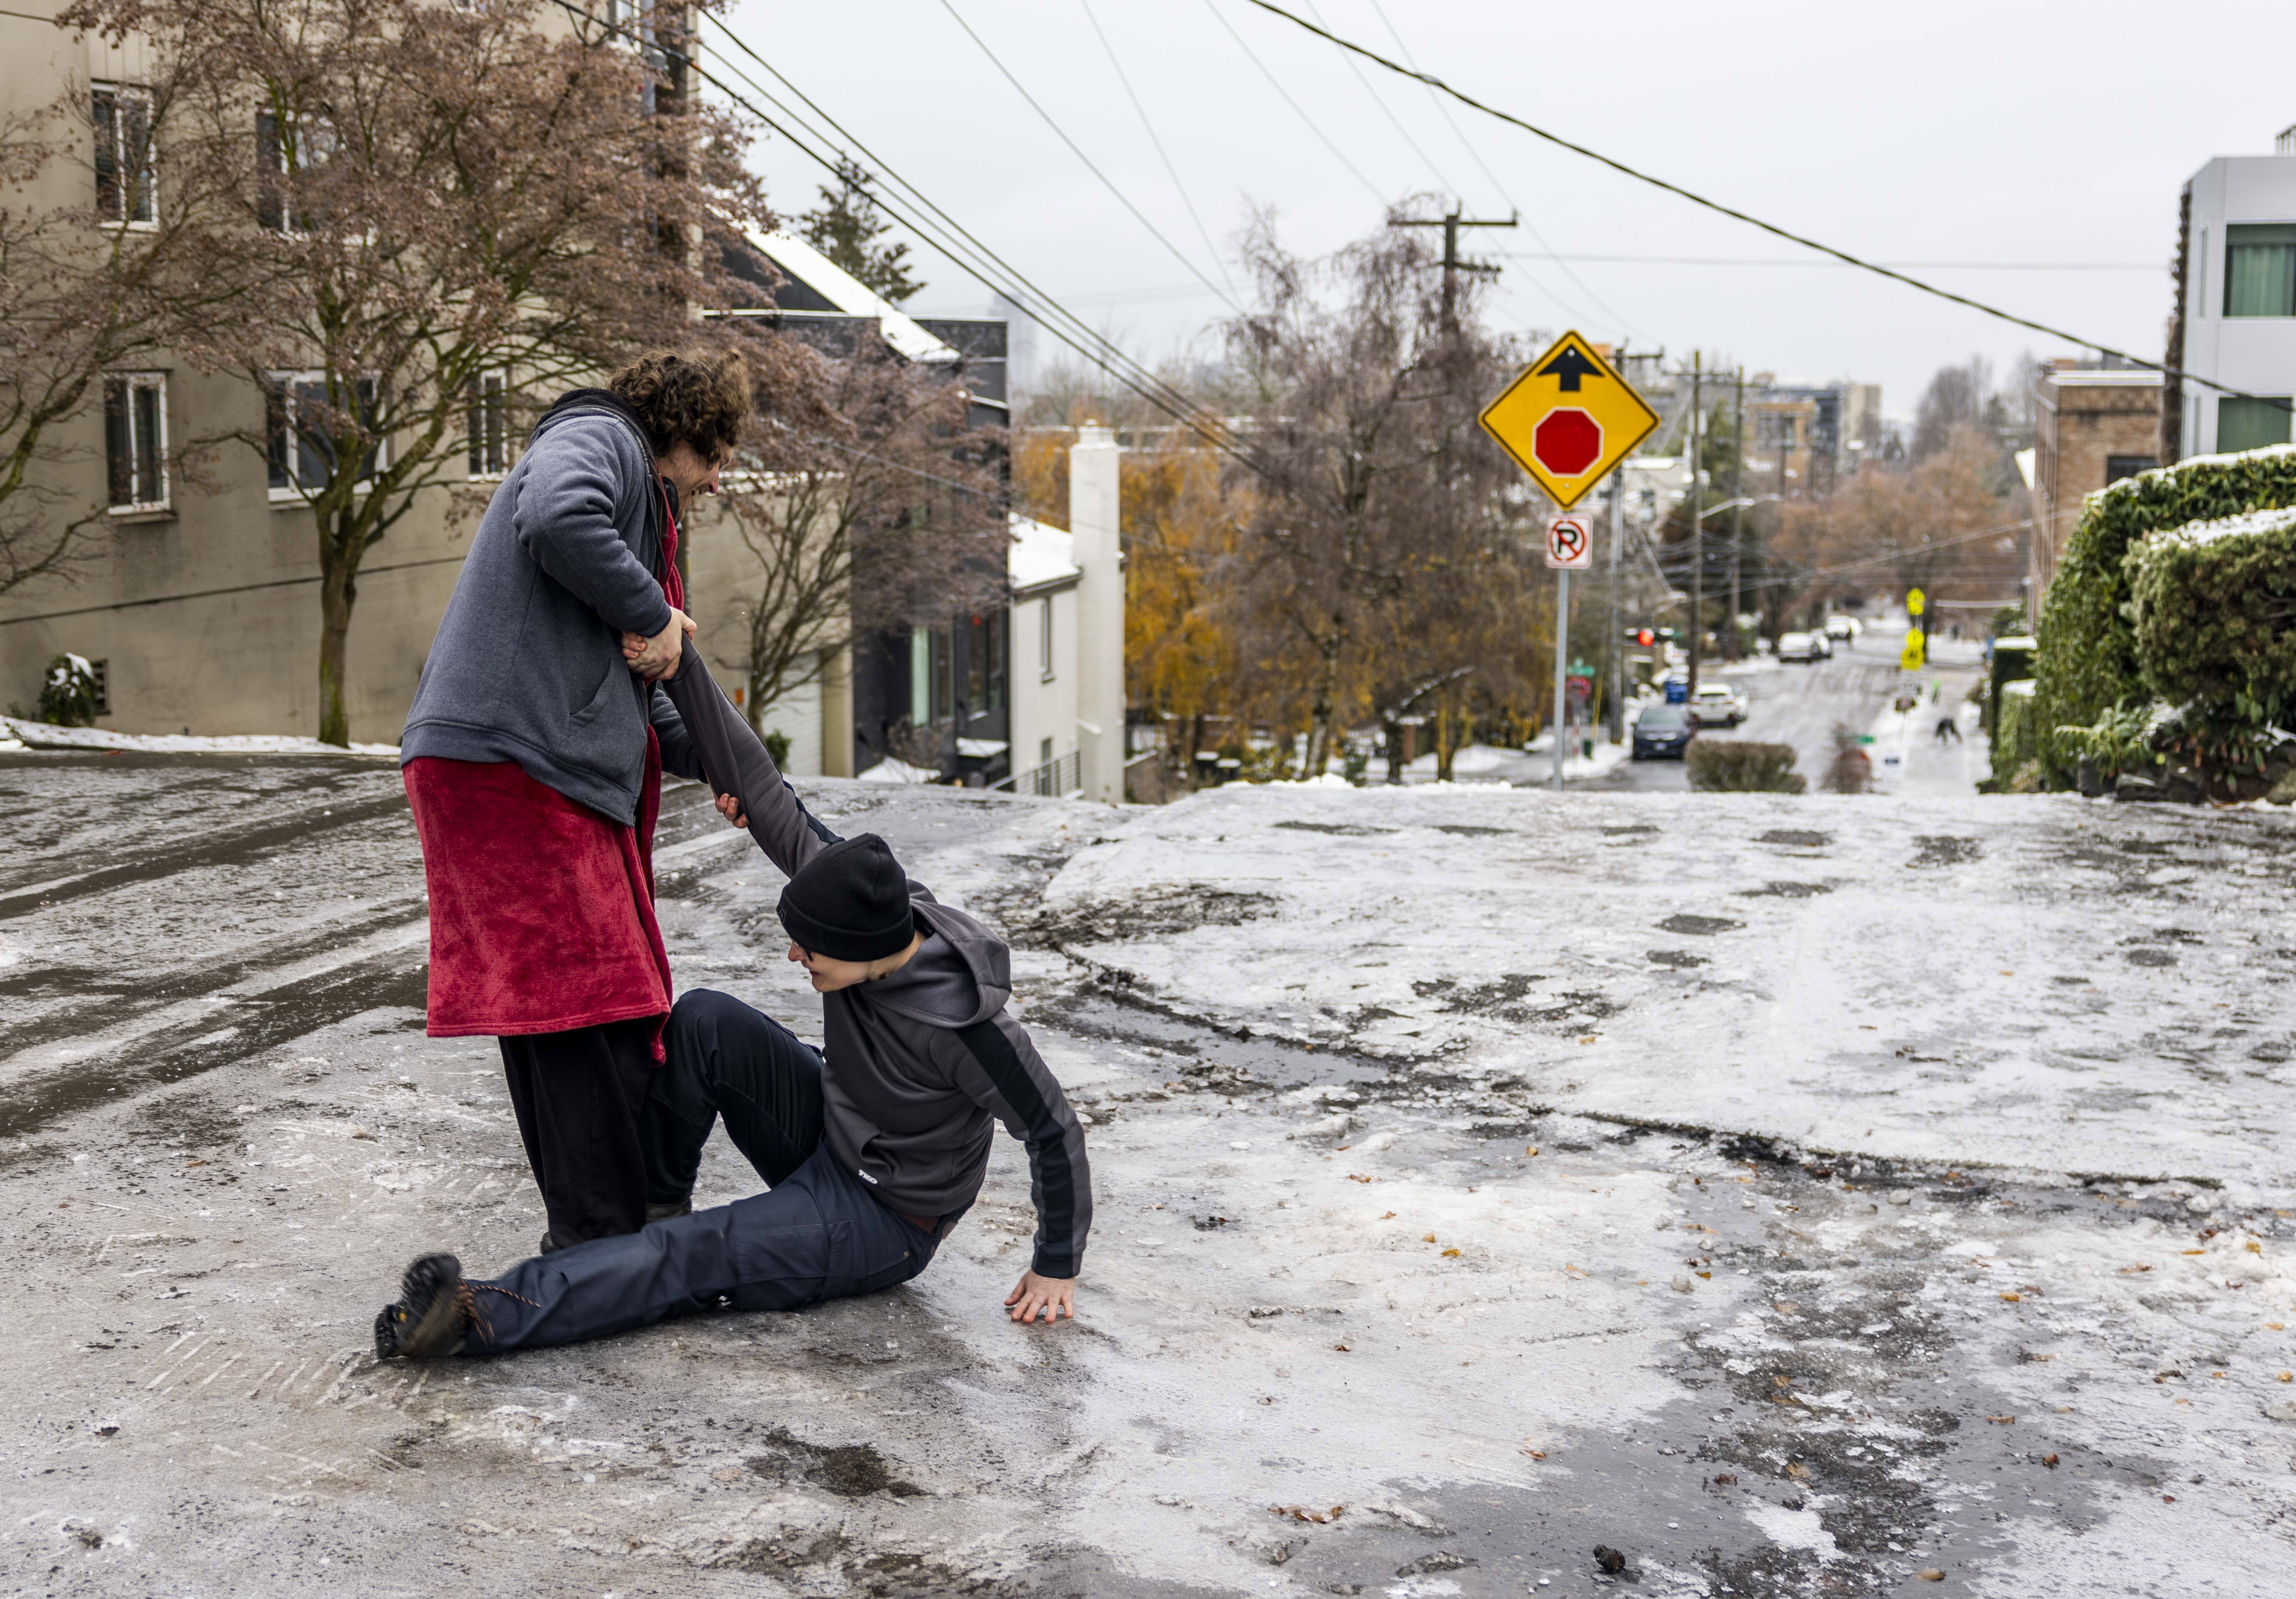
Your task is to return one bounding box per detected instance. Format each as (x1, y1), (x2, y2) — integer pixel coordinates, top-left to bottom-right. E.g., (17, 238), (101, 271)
(268, 372), (381, 495)
(2104, 455), (2158, 487)
(2217, 396), (2294, 455)
(93, 86), (155, 226)
(468, 372), (510, 476)
(962, 611), (1004, 715)
(1038, 595), (1054, 681)
(104, 373), (168, 511)
(1039, 737), (1053, 766)
(89, 659), (109, 716)
(2224, 224), (2296, 318)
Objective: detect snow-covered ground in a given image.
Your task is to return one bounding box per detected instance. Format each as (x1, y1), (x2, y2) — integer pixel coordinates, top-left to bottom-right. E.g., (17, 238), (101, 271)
(5, 761), (2294, 1596)
(0, 715), (398, 756)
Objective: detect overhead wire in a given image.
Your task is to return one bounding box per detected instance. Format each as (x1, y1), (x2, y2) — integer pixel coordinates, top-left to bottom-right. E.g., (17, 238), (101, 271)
(679, 8), (1244, 454)
(1075, 0), (1240, 304)
(932, 0), (1242, 316)
(1239, 0), (2288, 410)
(1196, 0), (1386, 207)
(1360, 0), (1646, 341)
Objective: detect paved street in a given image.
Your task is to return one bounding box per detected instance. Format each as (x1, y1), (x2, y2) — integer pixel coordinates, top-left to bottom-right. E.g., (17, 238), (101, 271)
(1583, 633), (1988, 797)
(6, 756), (2296, 1597)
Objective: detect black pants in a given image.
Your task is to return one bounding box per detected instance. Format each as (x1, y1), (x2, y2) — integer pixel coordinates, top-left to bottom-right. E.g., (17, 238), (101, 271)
(499, 1018), (657, 1247)
(464, 990), (946, 1353)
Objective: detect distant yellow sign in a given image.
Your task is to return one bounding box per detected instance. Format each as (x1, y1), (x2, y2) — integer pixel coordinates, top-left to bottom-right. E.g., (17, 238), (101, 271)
(1901, 630), (1926, 671)
(1480, 331), (1661, 509)
(1906, 587), (1926, 617)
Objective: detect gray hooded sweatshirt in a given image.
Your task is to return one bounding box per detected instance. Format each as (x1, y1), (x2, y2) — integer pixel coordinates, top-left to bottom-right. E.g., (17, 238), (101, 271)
(401, 391), (698, 824)
(661, 641), (1092, 1280)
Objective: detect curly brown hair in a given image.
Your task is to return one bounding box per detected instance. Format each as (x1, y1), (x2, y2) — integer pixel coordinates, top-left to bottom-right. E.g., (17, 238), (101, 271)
(606, 347), (751, 460)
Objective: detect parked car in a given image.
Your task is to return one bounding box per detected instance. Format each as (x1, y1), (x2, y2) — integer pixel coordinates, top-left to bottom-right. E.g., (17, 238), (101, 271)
(1631, 704), (1695, 760)
(1824, 614), (1862, 640)
(1776, 631), (1823, 663)
(1812, 629), (1835, 658)
(1689, 684), (1748, 727)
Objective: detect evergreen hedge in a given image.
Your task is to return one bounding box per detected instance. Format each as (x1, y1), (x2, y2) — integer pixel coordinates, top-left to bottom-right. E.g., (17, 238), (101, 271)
(2124, 506), (2296, 728)
(2030, 444), (2296, 784)
(1687, 740), (1805, 793)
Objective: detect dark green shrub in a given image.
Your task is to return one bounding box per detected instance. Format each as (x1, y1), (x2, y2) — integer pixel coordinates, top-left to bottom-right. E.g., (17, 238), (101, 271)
(38, 654), (101, 727)
(1990, 680), (2038, 788)
(1687, 740), (1805, 793)
(2030, 444), (2296, 784)
(2124, 506), (2296, 728)
(763, 729), (791, 769)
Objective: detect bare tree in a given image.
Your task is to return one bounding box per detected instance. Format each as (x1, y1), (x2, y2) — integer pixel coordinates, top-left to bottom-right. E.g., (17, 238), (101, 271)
(0, 69), (225, 594)
(717, 326), (1008, 730)
(1220, 210), (1517, 774)
(63, 0), (769, 744)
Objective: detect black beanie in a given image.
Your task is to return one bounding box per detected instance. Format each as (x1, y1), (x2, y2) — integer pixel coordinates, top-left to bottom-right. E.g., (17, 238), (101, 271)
(777, 834), (915, 962)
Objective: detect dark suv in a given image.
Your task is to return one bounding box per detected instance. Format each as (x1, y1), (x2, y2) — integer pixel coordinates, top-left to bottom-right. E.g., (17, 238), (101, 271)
(1631, 704), (1695, 761)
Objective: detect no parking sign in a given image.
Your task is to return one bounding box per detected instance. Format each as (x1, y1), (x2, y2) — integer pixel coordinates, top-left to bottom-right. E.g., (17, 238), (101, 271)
(1545, 514), (1593, 569)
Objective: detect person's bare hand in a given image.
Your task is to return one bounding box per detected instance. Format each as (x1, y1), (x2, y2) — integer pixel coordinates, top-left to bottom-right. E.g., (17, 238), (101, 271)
(1005, 1271), (1076, 1324)
(622, 608), (695, 681)
(715, 791), (748, 829)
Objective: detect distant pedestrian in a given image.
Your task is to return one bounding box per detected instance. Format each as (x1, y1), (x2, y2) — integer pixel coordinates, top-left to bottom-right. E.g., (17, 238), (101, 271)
(399, 348), (750, 1254)
(1934, 716), (1962, 745)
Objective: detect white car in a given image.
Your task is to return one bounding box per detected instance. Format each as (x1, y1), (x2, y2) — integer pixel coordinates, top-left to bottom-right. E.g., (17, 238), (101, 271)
(1776, 631), (1823, 663)
(1688, 684), (1748, 727)
(1824, 614), (1862, 640)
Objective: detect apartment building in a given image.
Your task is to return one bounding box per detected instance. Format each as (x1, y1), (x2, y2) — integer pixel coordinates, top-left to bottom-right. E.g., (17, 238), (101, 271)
(2170, 126), (2296, 459)
(2024, 362), (2163, 604)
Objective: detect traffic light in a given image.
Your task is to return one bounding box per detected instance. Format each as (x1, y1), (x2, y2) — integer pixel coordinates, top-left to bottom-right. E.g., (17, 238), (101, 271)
(1633, 628), (1656, 647)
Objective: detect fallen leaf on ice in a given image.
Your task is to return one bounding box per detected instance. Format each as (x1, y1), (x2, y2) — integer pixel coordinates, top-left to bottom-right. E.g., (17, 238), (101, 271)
(1564, 1265), (1589, 1278)
(1378, 1211), (1395, 1219)
(2118, 1264), (2154, 1274)
(1270, 1504), (1343, 1524)
(1785, 1462), (1811, 1480)
(1346, 1174), (1374, 1184)
(1916, 1571), (1944, 1582)
(2000, 1292), (2021, 1302)
(2041, 1454), (2058, 1468)
(1987, 1415), (2016, 1425)
(1578, 1035), (1598, 1045)
(2182, 1249), (2207, 1256)
(1441, 1248), (1461, 1258)
(2248, 1240), (2264, 1255)
(1333, 1343), (1349, 1353)
(2278, 1372), (2292, 1383)
(1711, 1473), (1737, 1486)
(1520, 1448), (1547, 1460)
(1422, 1233), (1438, 1243)
(1695, 1270), (1712, 1280)
(1526, 1145), (1539, 1157)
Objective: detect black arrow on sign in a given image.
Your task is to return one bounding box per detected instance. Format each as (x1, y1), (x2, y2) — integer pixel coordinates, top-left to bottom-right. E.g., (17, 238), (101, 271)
(1537, 346), (1603, 391)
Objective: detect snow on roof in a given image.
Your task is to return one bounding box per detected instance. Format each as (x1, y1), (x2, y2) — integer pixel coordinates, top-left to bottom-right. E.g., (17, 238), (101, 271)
(0, 716), (398, 756)
(1009, 514), (1081, 592)
(2154, 503), (2296, 550)
(742, 227), (958, 365)
(855, 755), (941, 784)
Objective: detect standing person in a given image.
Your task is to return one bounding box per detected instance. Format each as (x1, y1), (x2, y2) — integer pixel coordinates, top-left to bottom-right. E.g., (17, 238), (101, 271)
(399, 350), (750, 1252)
(372, 640), (1091, 1358)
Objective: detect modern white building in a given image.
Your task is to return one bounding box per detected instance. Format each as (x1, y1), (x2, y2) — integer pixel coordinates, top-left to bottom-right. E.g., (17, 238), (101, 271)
(2173, 127), (2296, 458)
(998, 427), (1123, 801)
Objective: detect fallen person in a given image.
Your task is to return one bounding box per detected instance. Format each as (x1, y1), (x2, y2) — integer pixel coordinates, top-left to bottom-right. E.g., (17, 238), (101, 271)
(1934, 715), (1963, 745)
(375, 639), (1092, 1358)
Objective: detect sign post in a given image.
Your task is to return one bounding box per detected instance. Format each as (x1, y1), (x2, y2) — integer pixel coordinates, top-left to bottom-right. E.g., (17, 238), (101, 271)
(1544, 515), (1593, 788)
(1482, 334), (1660, 792)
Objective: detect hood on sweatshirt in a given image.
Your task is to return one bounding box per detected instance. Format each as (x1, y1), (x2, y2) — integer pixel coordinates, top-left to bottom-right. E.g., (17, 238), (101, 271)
(862, 897), (1010, 1029)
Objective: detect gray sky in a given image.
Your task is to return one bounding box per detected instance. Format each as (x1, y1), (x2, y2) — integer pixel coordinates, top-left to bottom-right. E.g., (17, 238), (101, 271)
(715, 0), (2296, 420)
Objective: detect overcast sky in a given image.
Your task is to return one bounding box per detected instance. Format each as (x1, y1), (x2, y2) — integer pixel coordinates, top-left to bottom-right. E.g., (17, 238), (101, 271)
(714, 0), (2296, 420)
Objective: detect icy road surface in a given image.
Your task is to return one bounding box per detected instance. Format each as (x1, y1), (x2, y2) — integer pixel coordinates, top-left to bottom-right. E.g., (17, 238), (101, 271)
(3, 753), (2295, 1598)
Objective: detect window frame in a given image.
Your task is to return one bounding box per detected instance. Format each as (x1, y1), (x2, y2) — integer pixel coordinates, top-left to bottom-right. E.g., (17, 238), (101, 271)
(103, 371), (170, 514)
(467, 370), (512, 478)
(92, 83), (157, 228)
(266, 370), (385, 502)
(2216, 395), (2294, 455)
(1038, 594), (1055, 681)
(2223, 223), (2296, 319)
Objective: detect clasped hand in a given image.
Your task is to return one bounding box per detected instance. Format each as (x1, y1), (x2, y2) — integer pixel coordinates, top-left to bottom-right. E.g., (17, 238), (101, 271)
(621, 608), (696, 681)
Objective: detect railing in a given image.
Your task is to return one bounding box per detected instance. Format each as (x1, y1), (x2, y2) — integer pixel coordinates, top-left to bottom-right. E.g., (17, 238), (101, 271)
(996, 748), (1081, 797)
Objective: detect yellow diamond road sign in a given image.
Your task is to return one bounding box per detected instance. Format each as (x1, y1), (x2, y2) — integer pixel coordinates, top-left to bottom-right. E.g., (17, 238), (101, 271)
(1480, 331), (1661, 509)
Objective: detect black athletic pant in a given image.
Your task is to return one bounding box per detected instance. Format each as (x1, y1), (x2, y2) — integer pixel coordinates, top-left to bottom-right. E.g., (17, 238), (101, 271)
(462, 990), (947, 1353)
(498, 1018), (656, 1248)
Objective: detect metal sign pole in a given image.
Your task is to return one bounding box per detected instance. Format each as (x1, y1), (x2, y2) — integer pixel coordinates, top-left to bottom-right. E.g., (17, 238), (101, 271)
(1552, 566), (1570, 791)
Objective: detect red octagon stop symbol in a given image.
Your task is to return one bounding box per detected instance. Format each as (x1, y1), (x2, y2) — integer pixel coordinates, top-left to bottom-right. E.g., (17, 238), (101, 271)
(1533, 408), (1602, 477)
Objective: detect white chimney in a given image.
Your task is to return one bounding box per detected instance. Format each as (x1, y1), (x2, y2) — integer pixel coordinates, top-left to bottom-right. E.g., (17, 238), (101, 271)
(1067, 426), (1125, 803)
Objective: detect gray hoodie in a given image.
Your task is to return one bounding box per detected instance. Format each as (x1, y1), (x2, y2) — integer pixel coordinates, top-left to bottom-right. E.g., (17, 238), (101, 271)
(661, 640), (1092, 1279)
(401, 391), (698, 823)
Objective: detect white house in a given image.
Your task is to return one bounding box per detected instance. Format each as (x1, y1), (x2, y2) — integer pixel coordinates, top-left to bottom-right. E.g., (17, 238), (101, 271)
(1003, 425), (1124, 800)
(2175, 126), (2296, 458)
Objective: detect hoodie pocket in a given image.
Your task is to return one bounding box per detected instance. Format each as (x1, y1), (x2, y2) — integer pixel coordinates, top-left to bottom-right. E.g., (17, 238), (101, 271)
(567, 655), (620, 729)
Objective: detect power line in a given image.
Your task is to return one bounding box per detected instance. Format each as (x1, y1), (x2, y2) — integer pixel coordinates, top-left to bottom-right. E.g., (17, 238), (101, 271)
(1076, 0), (1238, 304)
(691, 14), (1230, 448)
(1360, 0), (1645, 341)
(1505, 254), (2165, 271)
(1197, 0), (1385, 207)
(1296, 0), (1464, 201)
(683, 10), (1239, 453)
(1237, 0), (2287, 411)
(933, 0), (1241, 315)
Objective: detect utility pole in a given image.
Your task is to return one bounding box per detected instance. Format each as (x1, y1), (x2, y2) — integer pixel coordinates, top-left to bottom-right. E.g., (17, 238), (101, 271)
(1686, 351), (1704, 698)
(1726, 366), (1745, 661)
(1600, 344), (1662, 742)
(1388, 206), (1517, 329)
